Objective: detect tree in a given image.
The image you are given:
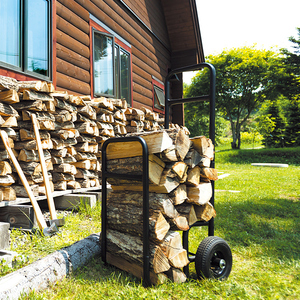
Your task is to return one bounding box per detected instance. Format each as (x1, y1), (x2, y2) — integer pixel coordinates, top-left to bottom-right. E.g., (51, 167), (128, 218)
(284, 96), (300, 146)
(260, 99), (285, 148)
(184, 46), (280, 149)
(279, 28), (300, 98)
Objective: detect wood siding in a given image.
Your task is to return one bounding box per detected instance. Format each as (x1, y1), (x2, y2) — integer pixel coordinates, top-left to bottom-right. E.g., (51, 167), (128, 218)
(55, 0), (172, 111)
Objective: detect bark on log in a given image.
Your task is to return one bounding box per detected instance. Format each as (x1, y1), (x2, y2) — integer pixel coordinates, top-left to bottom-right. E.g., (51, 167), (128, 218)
(0, 233), (101, 300)
(0, 89), (19, 104)
(107, 191), (178, 219)
(106, 130), (173, 160)
(106, 229), (170, 274)
(107, 207), (170, 242)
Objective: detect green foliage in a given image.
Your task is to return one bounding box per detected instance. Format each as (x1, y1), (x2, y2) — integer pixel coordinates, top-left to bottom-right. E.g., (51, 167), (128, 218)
(284, 96), (300, 146)
(279, 28), (300, 98)
(184, 46), (281, 149)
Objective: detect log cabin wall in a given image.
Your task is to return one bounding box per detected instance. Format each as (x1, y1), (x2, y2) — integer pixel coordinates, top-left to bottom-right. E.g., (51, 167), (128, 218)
(55, 0), (172, 113)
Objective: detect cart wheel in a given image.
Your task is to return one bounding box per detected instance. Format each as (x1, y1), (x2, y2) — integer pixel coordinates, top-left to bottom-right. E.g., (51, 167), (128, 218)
(195, 236), (232, 280)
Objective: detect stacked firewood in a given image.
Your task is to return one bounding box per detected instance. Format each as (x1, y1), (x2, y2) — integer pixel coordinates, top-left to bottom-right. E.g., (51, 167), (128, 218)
(0, 76), (141, 200)
(125, 107), (164, 133)
(105, 128), (217, 284)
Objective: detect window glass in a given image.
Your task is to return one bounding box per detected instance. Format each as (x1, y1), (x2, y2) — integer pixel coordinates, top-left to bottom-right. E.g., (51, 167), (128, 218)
(154, 85), (165, 110)
(120, 48), (130, 102)
(115, 45), (119, 98)
(25, 0), (49, 76)
(0, 0), (20, 67)
(94, 32), (114, 96)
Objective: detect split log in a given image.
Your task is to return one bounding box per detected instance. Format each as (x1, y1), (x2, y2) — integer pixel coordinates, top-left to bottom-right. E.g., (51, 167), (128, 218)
(50, 148), (68, 157)
(53, 110), (77, 123)
(74, 152), (97, 161)
(18, 149), (51, 162)
(52, 172), (75, 182)
(0, 137), (14, 150)
(54, 163), (77, 175)
(13, 100), (45, 112)
(74, 142), (98, 153)
(186, 166), (201, 186)
(187, 183), (212, 205)
(0, 175), (15, 186)
(71, 159), (99, 170)
(18, 81), (49, 93)
(0, 161), (12, 175)
(53, 181), (67, 191)
(107, 206), (170, 242)
(168, 184), (187, 205)
(74, 169), (98, 179)
(54, 121), (75, 130)
(77, 105), (96, 120)
(194, 202), (216, 222)
(184, 149), (211, 168)
(67, 180), (81, 189)
(159, 145), (178, 162)
(107, 155), (165, 186)
(11, 184), (39, 198)
(190, 136), (214, 160)
(169, 161), (188, 181)
(90, 97), (114, 110)
(22, 90), (53, 101)
(22, 110), (55, 122)
(0, 89), (19, 104)
(0, 102), (19, 117)
(169, 216), (189, 231)
(52, 138), (77, 150)
(1, 116), (18, 127)
(19, 129), (51, 141)
(106, 130), (173, 160)
(14, 139), (53, 150)
(109, 177), (179, 194)
(67, 95), (85, 106)
(165, 268), (187, 283)
(0, 149), (18, 161)
(51, 129), (79, 140)
(0, 186), (16, 200)
(167, 128), (191, 161)
(54, 98), (77, 113)
(106, 229), (170, 274)
(200, 167), (218, 181)
(107, 191), (178, 219)
(0, 75), (19, 91)
(175, 203), (197, 226)
(51, 154), (76, 164)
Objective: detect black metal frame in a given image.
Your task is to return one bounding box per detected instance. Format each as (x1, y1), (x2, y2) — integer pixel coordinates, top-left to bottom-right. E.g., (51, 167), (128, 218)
(101, 136), (151, 287)
(101, 62), (216, 284)
(164, 62), (216, 277)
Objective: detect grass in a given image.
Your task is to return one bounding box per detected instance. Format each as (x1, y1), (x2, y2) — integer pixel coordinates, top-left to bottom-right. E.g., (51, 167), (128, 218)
(5, 146), (300, 299)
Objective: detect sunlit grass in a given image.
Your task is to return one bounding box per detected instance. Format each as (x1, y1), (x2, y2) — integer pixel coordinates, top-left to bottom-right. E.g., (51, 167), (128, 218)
(8, 147), (300, 299)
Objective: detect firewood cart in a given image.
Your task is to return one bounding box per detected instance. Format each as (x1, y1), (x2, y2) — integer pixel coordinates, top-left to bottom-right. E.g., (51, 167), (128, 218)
(101, 63), (232, 287)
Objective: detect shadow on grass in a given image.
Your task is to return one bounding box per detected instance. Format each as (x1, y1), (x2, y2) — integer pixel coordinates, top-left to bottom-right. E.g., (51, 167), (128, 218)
(216, 196), (300, 260)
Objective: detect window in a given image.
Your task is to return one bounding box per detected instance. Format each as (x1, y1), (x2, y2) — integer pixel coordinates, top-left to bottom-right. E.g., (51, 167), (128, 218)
(152, 77), (165, 113)
(0, 0), (51, 79)
(92, 22), (132, 105)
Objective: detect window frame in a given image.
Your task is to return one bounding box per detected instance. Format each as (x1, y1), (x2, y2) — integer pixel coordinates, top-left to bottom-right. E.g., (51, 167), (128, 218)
(90, 19), (132, 106)
(0, 0), (52, 81)
(152, 77), (165, 114)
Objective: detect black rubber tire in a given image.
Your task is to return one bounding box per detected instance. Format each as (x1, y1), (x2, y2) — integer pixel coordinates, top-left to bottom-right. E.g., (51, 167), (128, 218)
(195, 236), (232, 280)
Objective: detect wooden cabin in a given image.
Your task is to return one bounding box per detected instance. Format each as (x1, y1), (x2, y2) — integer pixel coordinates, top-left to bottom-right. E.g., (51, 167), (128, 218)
(0, 0), (204, 125)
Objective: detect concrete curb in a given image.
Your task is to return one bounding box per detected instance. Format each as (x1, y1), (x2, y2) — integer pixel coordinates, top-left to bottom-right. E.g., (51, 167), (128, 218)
(0, 233), (101, 300)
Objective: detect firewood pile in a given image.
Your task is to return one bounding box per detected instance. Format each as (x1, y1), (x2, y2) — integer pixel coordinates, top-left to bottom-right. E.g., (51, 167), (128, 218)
(0, 75), (172, 201)
(104, 128), (217, 284)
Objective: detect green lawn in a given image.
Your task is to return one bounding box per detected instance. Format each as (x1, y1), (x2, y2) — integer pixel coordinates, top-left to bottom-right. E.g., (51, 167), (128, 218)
(13, 147), (300, 299)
